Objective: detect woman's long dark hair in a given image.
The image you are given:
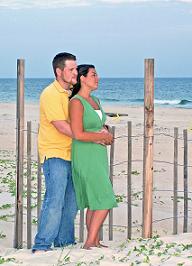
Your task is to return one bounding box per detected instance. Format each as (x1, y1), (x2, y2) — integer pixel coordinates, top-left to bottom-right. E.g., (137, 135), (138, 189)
(70, 64), (95, 99)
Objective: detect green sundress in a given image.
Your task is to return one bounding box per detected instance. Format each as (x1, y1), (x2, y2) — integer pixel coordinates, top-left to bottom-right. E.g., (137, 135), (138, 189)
(71, 94), (117, 210)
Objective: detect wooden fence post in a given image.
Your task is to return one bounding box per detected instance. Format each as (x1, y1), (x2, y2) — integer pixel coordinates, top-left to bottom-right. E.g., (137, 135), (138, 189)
(127, 121), (132, 239)
(109, 126), (115, 240)
(37, 124), (42, 225)
(37, 154), (42, 223)
(27, 121), (32, 249)
(173, 127), (178, 234)
(142, 58), (154, 238)
(183, 129), (188, 233)
(99, 225), (103, 242)
(79, 210), (84, 242)
(14, 59), (25, 248)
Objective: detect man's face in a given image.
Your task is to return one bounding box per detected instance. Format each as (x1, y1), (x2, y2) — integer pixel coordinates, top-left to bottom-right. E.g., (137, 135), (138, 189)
(60, 60), (78, 85)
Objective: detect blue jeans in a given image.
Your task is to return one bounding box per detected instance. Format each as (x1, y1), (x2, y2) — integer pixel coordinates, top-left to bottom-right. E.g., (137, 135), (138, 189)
(32, 158), (77, 251)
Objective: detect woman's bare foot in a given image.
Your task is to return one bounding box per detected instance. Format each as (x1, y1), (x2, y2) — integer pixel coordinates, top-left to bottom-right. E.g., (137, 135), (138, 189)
(83, 242), (97, 250)
(95, 242), (108, 248)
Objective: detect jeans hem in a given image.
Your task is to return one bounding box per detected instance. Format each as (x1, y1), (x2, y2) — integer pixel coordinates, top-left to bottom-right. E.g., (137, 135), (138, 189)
(32, 246), (52, 252)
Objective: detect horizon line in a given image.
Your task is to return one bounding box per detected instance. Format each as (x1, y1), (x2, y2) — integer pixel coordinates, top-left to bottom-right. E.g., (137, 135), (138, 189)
(0, 76), (192, 79)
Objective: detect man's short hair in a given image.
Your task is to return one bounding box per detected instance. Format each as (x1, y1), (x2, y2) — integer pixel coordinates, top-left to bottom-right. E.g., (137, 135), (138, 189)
(52, 52), (76, 77)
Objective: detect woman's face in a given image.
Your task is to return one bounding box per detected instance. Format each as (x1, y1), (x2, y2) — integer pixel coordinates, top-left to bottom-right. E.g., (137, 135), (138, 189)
(82, 68), (99, 91)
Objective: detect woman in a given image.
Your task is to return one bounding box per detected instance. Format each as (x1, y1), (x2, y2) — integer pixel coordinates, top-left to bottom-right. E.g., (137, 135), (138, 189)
(69, 64), (117, 249)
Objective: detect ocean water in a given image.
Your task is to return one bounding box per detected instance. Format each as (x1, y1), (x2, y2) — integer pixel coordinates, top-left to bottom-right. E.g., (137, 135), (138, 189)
(0, 78), (192, 108)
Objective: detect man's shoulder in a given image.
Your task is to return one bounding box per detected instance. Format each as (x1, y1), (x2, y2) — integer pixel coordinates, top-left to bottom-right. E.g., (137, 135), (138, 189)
(40, 81), (59, 101)
(41, 82), (55, 95)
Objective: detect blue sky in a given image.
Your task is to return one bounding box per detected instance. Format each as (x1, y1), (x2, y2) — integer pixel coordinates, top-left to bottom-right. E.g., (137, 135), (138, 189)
(0, 0), (192, 78)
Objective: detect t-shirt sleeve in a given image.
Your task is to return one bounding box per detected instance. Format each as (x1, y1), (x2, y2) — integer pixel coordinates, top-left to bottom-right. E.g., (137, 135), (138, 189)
(41, 92), (68, 123)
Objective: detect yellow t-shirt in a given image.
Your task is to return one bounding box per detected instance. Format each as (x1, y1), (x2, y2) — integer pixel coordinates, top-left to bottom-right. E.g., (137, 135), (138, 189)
(38, 80), (72, 163)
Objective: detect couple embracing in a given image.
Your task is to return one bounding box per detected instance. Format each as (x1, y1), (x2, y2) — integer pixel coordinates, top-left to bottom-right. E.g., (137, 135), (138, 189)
(32, 52), (117, 252)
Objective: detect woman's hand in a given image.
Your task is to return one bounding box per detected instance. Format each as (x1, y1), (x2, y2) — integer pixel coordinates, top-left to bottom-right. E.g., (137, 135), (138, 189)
(95, 128), (113, 145)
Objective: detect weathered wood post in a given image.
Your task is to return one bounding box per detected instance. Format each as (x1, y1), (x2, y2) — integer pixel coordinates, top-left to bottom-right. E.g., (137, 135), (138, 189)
(183, 129), (188, 233)
(27, 121), (32, 249)
(173, 127), (178, 234)
(109, 126), (115, 240)
(79, 210), (84, 242)
(142, 59), (154, 238)
(37, 154), (42, 223)
(127, 121), (132, 239)
(14, 59), (25, 248)
(37, 125), (42, 223)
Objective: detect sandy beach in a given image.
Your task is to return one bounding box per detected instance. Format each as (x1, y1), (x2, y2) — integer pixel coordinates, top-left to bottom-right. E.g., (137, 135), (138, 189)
(1, 102), (192, 265)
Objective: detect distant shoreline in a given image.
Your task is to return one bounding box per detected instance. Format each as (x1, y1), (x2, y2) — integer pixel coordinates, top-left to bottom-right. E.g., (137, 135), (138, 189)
(1, 77), (192, 79)
(0, 100), (192, 109)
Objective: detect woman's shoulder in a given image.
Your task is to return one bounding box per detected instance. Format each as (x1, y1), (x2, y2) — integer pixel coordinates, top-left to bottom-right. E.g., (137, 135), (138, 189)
(70, 94), (81, 101)
(70, 95), (84, 109)
(71, 94), (87, 105)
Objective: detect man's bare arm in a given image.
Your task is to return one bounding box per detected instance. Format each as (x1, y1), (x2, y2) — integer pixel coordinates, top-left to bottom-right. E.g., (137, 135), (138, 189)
(51, 120), (73, 138)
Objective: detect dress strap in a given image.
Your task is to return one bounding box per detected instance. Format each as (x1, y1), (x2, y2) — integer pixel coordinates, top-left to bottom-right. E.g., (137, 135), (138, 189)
(91, 95), (100, 106)
(71, 94), (87, 108)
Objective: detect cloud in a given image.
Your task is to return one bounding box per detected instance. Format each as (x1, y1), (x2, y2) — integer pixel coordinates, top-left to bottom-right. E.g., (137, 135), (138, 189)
(0, 0), (90, 9)
(1, 0), (192, 9)
(100, 0), (192, 2)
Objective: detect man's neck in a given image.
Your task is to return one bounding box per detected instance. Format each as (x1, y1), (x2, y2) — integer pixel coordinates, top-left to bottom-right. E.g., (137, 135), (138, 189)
(56, 78), (70, 91)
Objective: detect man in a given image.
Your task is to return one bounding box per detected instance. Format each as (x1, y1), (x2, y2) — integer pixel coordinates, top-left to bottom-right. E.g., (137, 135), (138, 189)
(32, 52), (78, 252)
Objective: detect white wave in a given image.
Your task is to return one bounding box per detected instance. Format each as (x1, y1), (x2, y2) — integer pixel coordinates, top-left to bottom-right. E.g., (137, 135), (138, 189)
(154, 99), (181, 105)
